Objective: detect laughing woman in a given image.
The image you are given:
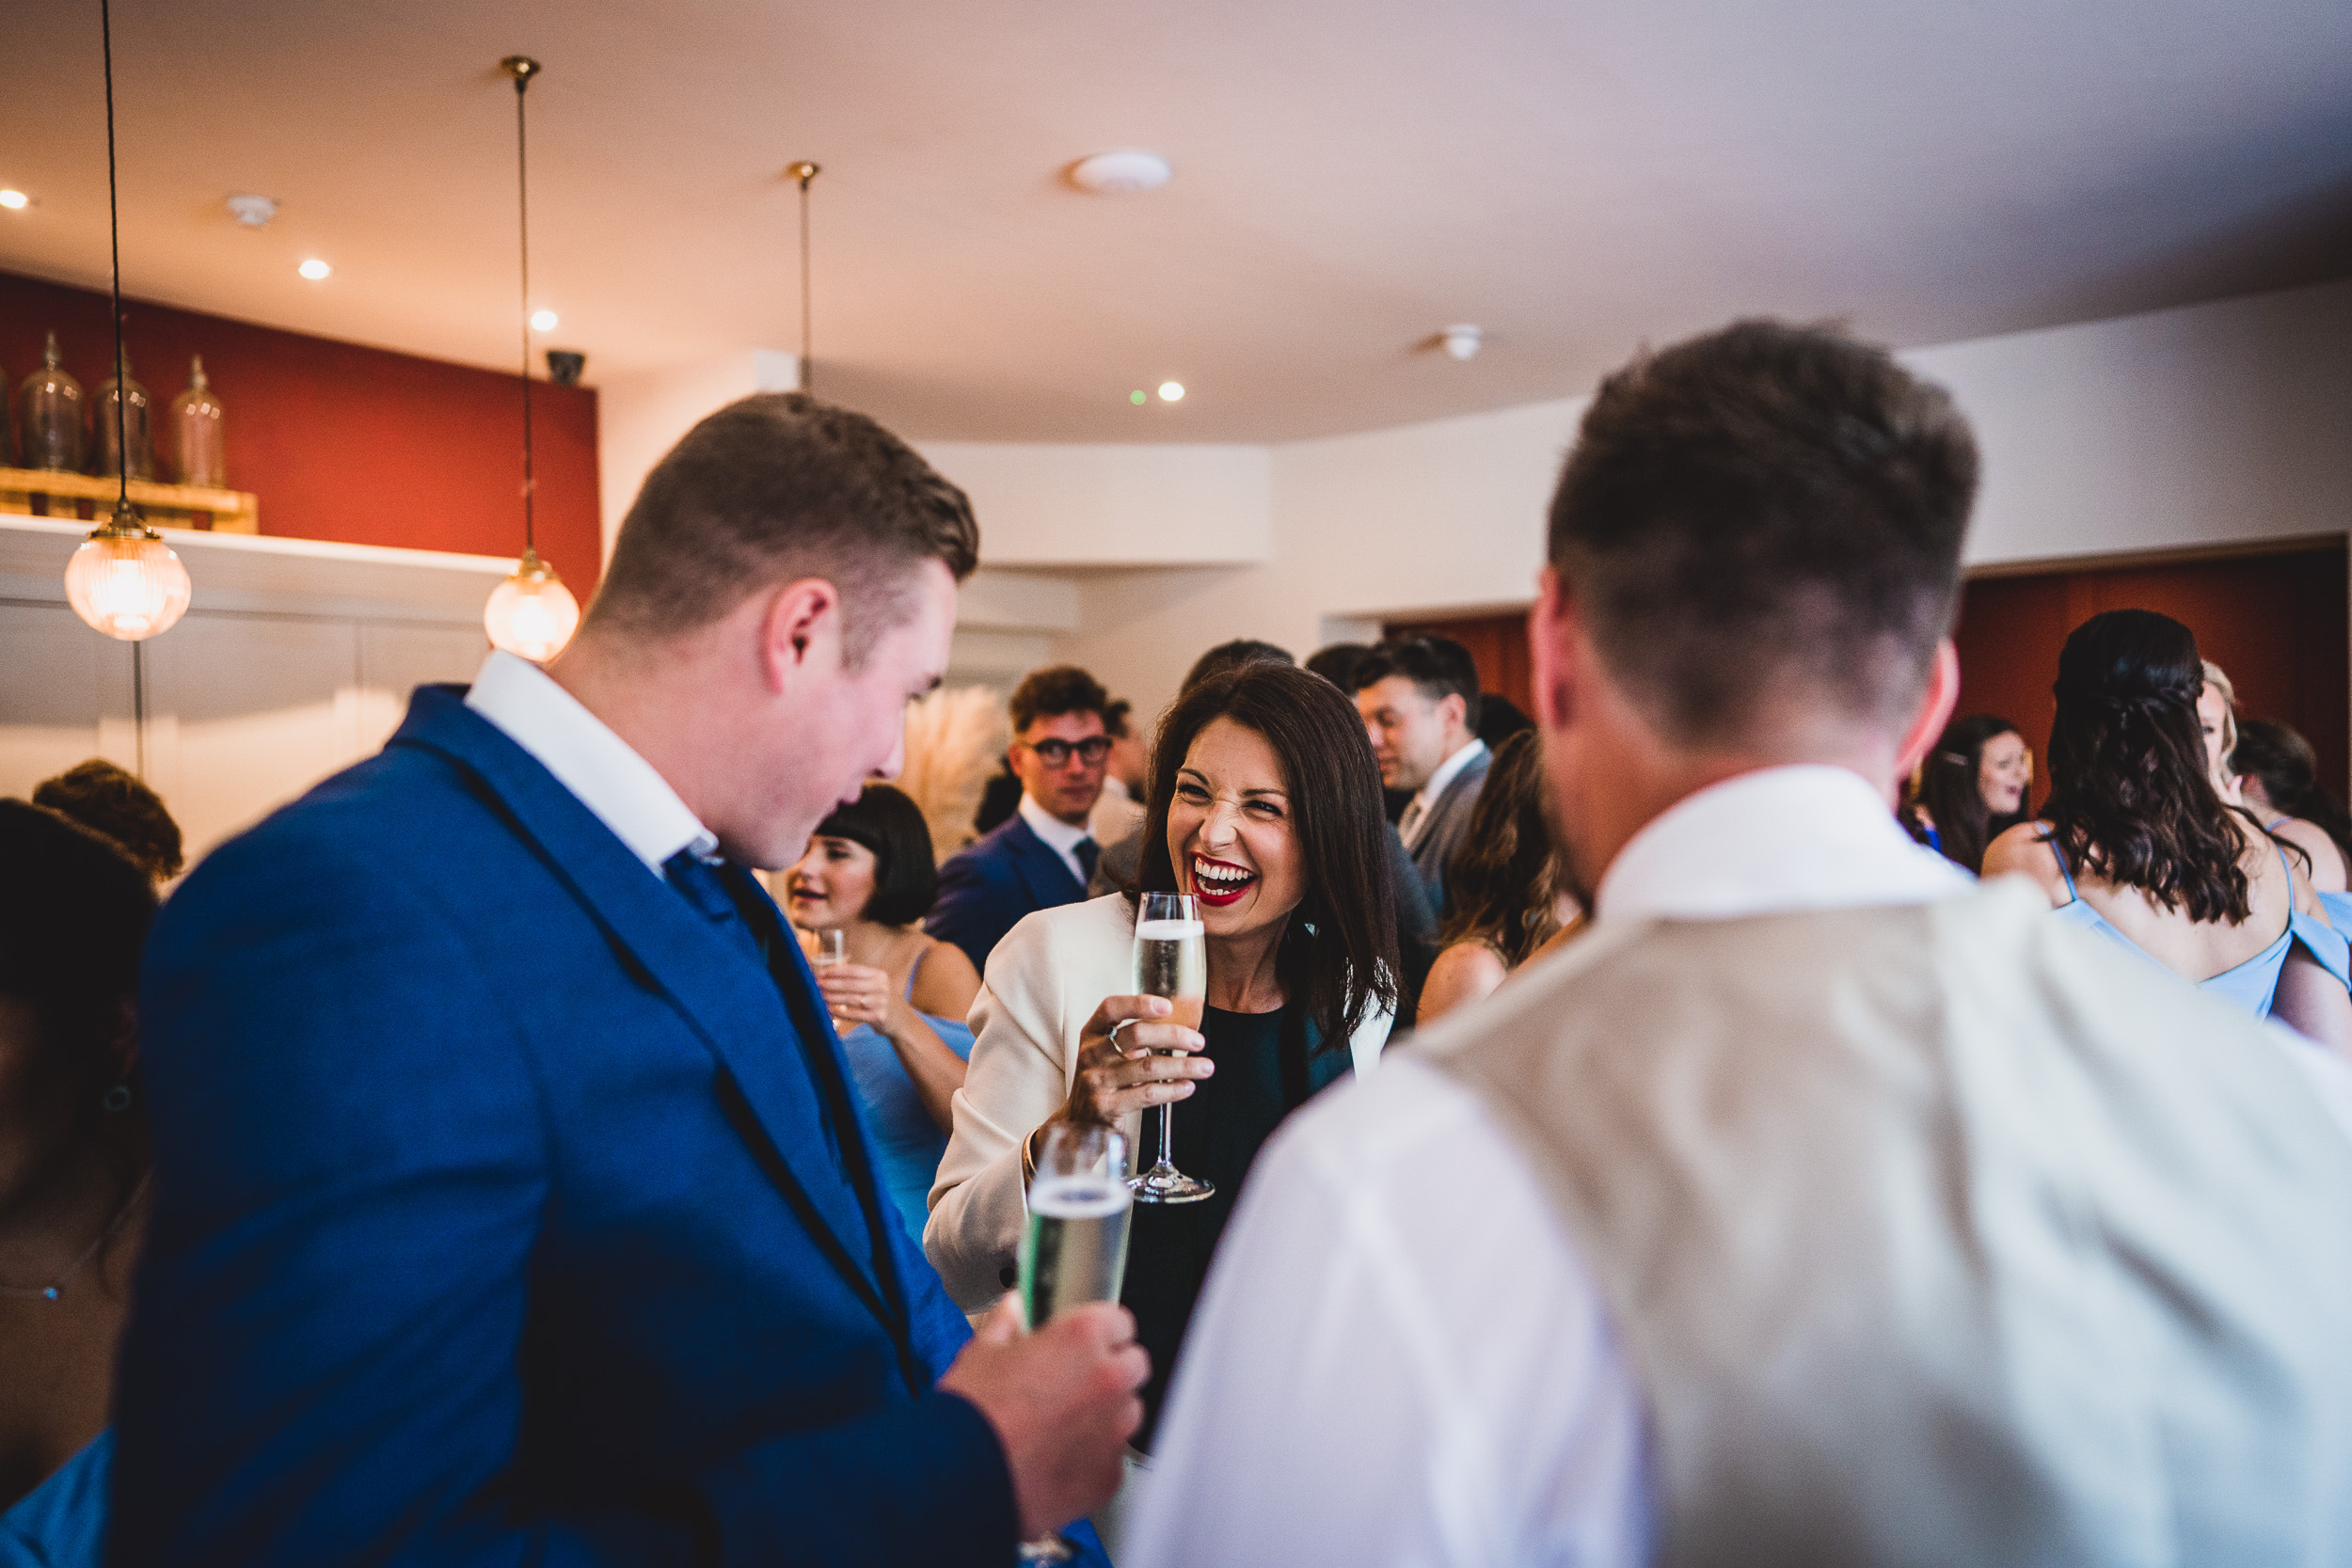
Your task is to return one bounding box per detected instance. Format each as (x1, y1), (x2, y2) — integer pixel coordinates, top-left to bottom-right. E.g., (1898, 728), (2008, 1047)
(925, 661), (1399, 1447)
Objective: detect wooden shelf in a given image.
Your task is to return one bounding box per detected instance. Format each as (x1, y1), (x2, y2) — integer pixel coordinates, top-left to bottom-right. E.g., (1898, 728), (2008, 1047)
(0, 466), (259, 534)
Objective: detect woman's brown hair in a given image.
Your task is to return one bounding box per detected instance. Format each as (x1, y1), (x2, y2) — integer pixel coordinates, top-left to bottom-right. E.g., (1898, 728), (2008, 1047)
(1132, 662), (1400, 1047)
(2042, 609), (2252, 923)
(1436, 732), (1563, 967)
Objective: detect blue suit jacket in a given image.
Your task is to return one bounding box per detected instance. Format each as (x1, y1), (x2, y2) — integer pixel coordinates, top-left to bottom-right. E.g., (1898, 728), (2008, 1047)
(114, 687), (1101, 1566)
(925, 814), (1088, 974)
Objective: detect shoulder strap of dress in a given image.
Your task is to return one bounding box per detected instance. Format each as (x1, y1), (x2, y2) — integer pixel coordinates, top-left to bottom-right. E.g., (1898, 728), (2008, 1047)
(903, 940), (928, 1001)
(2038, 828), (2081, 902)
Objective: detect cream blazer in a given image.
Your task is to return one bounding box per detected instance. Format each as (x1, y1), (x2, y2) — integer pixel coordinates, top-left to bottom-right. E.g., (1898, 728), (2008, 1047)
(922, 892), (1393, 1309)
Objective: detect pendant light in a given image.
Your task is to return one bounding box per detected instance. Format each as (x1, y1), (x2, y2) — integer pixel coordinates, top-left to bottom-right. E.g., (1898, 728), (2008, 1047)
(482, 55), (580, 663)
(787, 160), (819, 394)
(64, 0), (191, 643)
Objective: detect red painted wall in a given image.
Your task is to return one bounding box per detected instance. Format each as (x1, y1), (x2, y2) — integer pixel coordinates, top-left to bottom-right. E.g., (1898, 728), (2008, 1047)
(0, 269), (599, 594)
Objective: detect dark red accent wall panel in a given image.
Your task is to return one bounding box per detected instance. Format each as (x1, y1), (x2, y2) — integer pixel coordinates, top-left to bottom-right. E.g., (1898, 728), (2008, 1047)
(0, 269), (599, 595)
(1954, 546), (2349, 809)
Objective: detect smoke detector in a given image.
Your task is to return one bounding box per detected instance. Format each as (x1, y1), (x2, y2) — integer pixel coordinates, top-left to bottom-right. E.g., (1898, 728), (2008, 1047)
(227, 193), (278, 229)
(1068, 150), (1172, 195)
(1442, 325), (1484, 361)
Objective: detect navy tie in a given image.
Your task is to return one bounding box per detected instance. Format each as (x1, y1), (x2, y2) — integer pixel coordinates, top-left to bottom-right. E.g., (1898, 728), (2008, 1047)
(1075, 836), (1100, 886)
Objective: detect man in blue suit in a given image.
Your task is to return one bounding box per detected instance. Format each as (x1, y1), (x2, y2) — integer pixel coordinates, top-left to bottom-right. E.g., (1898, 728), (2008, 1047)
(114, 395), (1146, 1565)
(927, 666), (1112, 972)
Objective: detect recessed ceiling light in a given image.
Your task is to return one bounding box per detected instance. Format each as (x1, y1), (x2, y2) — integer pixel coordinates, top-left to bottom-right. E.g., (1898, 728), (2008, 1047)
(530, 309), (559, 332)
(0, 189), (29, 211)
(1158, 381), (1184, 403)
(1069, 150), (1172, 195)
(297, 258), (332, 279)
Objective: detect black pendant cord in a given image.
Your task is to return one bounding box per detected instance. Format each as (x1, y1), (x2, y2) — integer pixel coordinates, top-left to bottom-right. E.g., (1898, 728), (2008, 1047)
(100, 0), (128, 513)
(513, 70), (536, 554)
(794, 163), (817, 396)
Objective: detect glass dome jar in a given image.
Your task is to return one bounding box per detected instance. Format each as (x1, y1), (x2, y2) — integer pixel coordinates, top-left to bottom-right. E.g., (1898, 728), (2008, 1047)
(169, 355), (226, 487)
(19, 332), (86, 473)
(93, 348), (153, 481)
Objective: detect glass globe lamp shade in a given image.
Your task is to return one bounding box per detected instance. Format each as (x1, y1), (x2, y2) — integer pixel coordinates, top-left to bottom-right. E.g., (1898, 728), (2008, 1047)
(484, 548), (580, 662)
(65, 526), (193, 641)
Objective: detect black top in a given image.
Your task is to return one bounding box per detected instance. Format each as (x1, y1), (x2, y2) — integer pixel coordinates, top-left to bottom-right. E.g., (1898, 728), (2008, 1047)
(1120, 1001), (1350, 1448)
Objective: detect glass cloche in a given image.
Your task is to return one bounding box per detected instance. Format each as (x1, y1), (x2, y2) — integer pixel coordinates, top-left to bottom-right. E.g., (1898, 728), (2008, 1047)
(92, 348), (153, 481)
(19, 332), (86, 473)
(169, 355), (226, 487)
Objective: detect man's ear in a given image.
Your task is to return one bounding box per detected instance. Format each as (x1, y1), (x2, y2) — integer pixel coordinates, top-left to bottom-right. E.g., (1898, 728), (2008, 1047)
(1893, 639), (1963, 784)
(1529, 568), (1581, 734)
(756, 578), (844, 692)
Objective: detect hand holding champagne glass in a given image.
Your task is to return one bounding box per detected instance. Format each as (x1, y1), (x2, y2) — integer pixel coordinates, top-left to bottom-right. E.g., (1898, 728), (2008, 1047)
(1012, 1124), (1135, 1560)
(1128, 893), (1213, 1203)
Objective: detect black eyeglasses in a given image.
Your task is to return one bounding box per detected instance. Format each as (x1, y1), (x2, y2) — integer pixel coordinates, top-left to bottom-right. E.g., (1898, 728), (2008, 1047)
(1023, 736), (1112, 768)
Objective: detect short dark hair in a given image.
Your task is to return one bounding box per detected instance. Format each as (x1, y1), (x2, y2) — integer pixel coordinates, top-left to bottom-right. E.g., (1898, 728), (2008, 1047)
(2233, 720), (2352, 867)
(1009, 665), (1110, 736)
(589, 393), (978, 657)
(33, 758), (183, 882)
(1135, 663), (1400, 1047)
(1548, 320), (1979, 744)
(811, 784), (940, 927)
(1102, 699), (1135, 741)
(1304, 643), (1372, 691)
(2044, 610), (2249, 923)
(0, 799), (156, 1132)
(1437, 731), (1565, 966)
(1182, 640), (1293, 695)
(1351, 637), (1482, 734)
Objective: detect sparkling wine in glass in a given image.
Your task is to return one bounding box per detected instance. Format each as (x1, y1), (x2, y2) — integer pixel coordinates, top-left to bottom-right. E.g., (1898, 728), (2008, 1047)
(1015, 1123), (1132, 1562)
(811, 928), (846, 1026)
(1129, 892), (1212, 1204)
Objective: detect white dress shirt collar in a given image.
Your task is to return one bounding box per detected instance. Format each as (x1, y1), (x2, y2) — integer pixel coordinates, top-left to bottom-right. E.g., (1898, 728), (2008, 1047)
(1019, 792), (1096, 887)
(1403, 736), (1489, 847)
(464, 651), (718, 874)
(1596, 764), (1969, 923)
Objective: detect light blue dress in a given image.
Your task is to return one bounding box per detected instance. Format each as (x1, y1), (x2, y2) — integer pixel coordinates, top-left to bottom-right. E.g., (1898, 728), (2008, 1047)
(0, 1429), (109, 1567)
(834, 949), (974, 1247)
(2045, 832), (2352, 1015)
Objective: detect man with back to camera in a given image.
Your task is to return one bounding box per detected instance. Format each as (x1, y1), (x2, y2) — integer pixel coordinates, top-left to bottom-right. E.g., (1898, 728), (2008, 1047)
(115, 394), (1146, 1566)
(928, 665), (1112, 973)
(1353, 637), (1490, 916)
(1128, 322), (2352, 1566)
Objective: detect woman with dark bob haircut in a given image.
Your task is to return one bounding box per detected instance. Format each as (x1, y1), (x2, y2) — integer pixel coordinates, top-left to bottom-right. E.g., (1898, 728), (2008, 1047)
(778, 783), (980, 1246)
(1985, 609), (2351, 1045)
(927, 660), (1400, 1447)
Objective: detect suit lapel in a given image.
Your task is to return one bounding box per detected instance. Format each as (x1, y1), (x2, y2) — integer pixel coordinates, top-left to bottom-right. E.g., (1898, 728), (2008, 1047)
(389, 689), (903, 1338)
(1007, 816), (1085, 905)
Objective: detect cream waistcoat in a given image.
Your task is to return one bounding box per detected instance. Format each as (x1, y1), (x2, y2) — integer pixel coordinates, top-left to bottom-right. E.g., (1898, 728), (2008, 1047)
(1431, 879), (2352, 1567)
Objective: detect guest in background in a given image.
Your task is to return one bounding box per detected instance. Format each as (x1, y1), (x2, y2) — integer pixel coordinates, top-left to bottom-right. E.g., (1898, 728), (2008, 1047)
(1184, 640), (1291, 690)
(929, 665), (1113, 973)
(32, 760), (183, 886)
(1417, 732), (1581, 1025)
(782, 784), (980, 1247)
(2233, 718), (2352, 896)
(0, 800), (157, 1566)
(970, 760), (1023, 838)
(1353, 636), (1490, 915)
(2201, 658), (2244, 802)
(1900, 713), (2027, 873)
(927, 661), (1399, 1449)
(1089, 699), (1150, 854)
(1302, 642), (1372, 693)
(1984, 610), (2350, 1045)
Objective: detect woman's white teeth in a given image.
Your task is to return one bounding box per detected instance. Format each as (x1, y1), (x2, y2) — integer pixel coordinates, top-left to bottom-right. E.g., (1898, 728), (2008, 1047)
(1194, 858), (1252, 885)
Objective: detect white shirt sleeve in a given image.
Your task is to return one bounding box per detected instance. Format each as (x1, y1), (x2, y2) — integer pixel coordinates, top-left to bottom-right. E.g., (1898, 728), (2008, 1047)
(1121, 1059), (1651, 1568)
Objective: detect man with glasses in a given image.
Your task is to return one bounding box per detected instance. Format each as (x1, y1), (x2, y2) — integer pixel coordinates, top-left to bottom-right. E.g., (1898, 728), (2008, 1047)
(929, 665), (1113, 971)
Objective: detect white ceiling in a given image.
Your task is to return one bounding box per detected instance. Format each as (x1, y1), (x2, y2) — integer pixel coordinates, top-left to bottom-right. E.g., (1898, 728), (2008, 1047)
(3, 0), (2348, 442)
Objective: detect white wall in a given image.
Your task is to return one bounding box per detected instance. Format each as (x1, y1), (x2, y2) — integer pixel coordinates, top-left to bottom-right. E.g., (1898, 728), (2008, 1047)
(915, 442), (1271, 569)
(1053, 277), (2352, 721)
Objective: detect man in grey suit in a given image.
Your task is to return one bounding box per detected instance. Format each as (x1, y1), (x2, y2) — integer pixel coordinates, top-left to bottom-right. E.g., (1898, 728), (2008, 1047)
(1352, 636), (1491, 916)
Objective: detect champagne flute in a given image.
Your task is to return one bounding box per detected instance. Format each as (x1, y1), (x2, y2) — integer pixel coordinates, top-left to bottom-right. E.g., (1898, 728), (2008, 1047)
(811, 928), (847, 1025)
(1016, 1123), (1133, 1563)
(1128, 892), (1213, 1204)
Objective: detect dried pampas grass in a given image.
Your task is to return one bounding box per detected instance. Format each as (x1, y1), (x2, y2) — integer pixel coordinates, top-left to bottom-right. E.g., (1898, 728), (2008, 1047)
(898, 687), (1009, 864)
